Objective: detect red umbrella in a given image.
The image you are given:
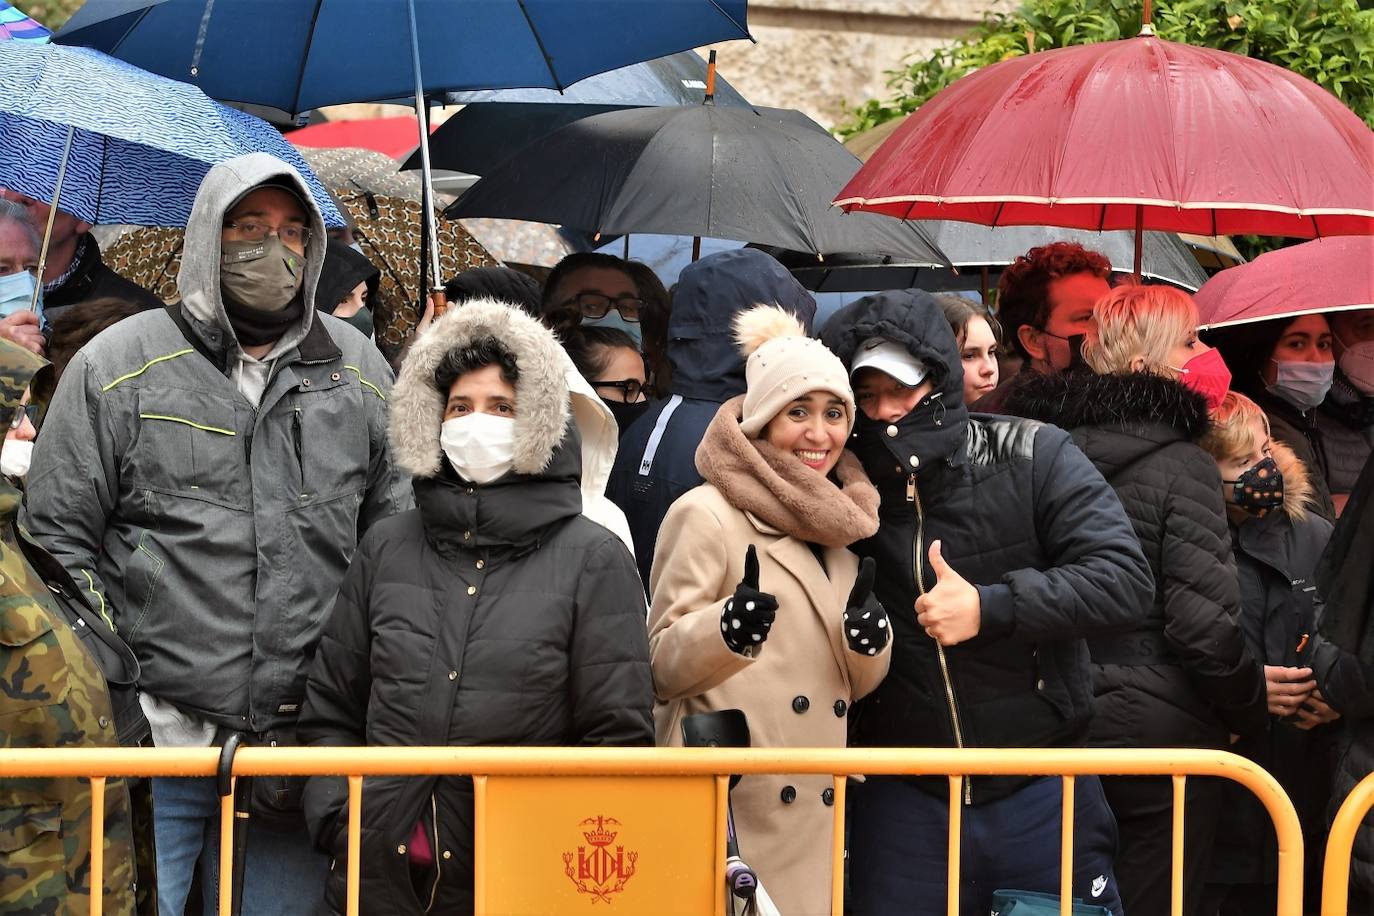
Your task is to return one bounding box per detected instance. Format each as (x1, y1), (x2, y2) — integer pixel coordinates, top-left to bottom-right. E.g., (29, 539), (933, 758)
(835, 21), (1374, 265)
(1195, 236), (1374, 331)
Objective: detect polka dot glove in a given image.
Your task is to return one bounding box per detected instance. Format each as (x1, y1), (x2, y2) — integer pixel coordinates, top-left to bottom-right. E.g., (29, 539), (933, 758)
(721, 545), (778, 657)
(843, 558), (889, 656)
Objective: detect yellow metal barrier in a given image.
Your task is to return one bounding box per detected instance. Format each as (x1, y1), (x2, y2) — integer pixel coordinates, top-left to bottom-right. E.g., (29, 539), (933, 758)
(1323, 770), (1374, 916)
(0, 746), (1304, 916)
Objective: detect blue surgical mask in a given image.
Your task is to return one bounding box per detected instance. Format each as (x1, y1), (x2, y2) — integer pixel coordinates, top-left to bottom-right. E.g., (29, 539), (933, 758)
(0, 270), (39, 318)
(582, 310), (643, 348)
(1267, 359), (1335, 411)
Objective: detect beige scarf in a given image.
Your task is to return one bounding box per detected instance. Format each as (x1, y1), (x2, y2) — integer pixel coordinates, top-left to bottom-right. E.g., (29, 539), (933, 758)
(695, 396), (880, 548)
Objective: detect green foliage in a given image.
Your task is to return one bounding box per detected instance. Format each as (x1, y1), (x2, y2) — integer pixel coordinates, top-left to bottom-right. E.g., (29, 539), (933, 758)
(16, 0), (83, 31)
(840, 0), (1374, 139)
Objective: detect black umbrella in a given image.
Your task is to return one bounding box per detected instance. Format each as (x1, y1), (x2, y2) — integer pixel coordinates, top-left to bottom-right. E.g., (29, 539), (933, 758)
(759, 224), (1209, 295)
(407, 102), (824, 179)
(442, 104), (948, 265)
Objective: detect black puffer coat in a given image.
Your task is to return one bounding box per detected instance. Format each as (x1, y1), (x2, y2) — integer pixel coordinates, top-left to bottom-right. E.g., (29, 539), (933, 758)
(1313, 450), (1374, 892)
(1210, 442), (1335, 886)
(1009, 371), (1266, 747)
(298, 299), (653, 916)
(821, 290), (1154, 803)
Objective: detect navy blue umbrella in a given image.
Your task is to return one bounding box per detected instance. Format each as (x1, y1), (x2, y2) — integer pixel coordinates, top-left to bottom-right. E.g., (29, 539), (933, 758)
(57, 1), (751, 117)
(58, 0), (752, 305)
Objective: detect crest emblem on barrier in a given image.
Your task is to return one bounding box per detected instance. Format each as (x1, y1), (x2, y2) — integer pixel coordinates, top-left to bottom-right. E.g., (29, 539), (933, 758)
(562, 815), (638, 903)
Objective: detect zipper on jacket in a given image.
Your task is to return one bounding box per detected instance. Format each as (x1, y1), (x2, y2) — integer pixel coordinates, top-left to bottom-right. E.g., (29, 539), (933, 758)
(908, 474), (972, 805)
(425, 793), (441, 913)
(291, 408), (305, 490)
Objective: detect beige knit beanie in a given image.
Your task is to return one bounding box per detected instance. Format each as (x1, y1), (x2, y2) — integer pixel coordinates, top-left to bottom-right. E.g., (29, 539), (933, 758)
(735, 304), (856, 437)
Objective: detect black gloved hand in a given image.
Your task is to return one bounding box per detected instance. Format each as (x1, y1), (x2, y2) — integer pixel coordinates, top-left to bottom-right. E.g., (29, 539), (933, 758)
(843, 558), (889, 656)
(720, 545), (778, 657)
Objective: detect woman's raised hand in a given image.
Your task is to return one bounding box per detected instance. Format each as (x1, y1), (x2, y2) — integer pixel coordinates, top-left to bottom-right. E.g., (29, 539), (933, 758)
(720, 545), (779, 657)
(843, 557), (890, 656)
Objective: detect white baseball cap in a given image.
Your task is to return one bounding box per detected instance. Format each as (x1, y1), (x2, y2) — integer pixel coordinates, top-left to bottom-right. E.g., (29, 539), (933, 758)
(848, 336), (928, 387)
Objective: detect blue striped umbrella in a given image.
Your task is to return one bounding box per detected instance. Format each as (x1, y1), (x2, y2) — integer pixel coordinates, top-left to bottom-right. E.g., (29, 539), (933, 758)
(0, 1), (48, 42)
(0, 42), (343, 227)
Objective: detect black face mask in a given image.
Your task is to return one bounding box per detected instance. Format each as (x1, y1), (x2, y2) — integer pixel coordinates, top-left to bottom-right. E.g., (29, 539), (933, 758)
(1037, 328), (1089, 372)
(605, 398), (650, 438)
(1223, 455), (1285, 518)
(342, 306), (374, 339)
(851, 388), (970, 484)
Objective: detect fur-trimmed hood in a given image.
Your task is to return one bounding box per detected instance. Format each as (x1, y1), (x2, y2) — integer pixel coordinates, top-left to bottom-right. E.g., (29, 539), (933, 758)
(390, 298), (571, 479)
(1007, 369), (1211, 443)
(1270, 437), (1316, 521)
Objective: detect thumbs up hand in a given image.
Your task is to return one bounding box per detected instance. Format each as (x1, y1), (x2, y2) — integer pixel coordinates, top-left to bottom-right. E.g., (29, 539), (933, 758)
(914, 540), (981, 646)
(721, 545), (779, 657)
(843, 558), (890, 656)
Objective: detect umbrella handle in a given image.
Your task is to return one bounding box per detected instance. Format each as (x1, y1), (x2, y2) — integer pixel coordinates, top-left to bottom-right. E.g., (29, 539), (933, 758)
(429, 289), (449, 320)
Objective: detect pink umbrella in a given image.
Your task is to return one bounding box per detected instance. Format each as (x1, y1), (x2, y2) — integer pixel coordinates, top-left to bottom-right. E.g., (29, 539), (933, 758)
(1195, 236), (1374, 330)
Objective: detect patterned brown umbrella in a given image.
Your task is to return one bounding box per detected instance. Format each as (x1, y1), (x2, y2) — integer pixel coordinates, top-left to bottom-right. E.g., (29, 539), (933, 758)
(102, 190), (494, 364)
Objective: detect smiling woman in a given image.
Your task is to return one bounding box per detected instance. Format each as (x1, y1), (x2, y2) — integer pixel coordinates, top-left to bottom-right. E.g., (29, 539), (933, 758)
(646, 304), (891, 916)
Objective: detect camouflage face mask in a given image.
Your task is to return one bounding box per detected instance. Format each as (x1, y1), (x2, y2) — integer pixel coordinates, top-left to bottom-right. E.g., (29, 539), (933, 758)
(220, 237), (303, 312)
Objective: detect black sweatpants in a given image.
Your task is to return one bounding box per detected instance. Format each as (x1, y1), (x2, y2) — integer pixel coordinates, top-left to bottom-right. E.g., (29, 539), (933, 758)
(1103, 775), (1222, 916)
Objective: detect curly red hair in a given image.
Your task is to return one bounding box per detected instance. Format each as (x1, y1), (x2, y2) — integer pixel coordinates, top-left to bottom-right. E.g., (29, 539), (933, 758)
(997, 242), (1111, 360)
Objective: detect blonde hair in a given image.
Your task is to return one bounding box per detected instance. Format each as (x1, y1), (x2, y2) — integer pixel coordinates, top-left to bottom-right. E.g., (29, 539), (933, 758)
(1082, 285), (1198, 375)
(1199, 391), (1270, 463)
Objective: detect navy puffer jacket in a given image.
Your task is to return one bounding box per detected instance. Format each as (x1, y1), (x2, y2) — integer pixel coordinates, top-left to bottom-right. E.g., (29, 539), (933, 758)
(822, 290), (1153, 803)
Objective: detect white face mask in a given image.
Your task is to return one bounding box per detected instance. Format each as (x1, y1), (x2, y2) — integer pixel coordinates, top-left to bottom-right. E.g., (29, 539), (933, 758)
(1, 438), (32, 479)
(1339, 339), (1374, 397)
(439, 412), (515, 484)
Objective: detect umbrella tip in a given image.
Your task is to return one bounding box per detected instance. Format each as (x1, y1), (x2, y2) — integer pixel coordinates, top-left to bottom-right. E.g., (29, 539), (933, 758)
(1138, 23), (1155, 36)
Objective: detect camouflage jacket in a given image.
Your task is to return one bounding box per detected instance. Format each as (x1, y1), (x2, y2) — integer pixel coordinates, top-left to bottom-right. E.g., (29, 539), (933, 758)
(0, 485), (139, 914)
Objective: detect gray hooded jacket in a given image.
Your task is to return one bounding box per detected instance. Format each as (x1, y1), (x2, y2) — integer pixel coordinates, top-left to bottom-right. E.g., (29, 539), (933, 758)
(23, 153), (411, 734)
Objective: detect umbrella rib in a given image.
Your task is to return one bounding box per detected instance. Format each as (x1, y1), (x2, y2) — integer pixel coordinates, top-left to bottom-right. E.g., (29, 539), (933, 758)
(515, 0), (563, 90)
(703, 0), (750, 38)
(289, 0), (328, 119)
(102, 6), (156, 53)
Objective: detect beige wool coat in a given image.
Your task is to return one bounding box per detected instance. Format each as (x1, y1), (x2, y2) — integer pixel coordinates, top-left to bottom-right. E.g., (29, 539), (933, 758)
(648, 401), (891, 916)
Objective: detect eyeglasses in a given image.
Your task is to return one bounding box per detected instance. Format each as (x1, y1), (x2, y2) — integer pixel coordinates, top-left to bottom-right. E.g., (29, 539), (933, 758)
(9, 404), (36, 430)
(563, 292), (644, 322)
(223, 220), (312, 250)
(593, 379), (645, 402)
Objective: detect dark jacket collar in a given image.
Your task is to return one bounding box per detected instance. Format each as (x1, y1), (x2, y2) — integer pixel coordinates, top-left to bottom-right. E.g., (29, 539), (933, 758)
(413, 436), (582, 552)
(166, 301), (342, 374)
(1007, 369), (1210, 445)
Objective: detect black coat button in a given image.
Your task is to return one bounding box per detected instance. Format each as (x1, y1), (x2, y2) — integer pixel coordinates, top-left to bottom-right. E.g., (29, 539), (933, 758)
(780, 785), (797, 804)
(833, 700), (847, 717)
(822, 788), (835, 806)
(791, 696), (810, 713)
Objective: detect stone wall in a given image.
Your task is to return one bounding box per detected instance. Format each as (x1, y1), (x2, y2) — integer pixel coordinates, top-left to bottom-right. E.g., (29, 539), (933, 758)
(703, 0), (1007, 130)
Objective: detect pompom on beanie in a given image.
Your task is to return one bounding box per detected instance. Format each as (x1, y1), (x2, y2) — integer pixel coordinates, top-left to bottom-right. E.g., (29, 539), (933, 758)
(735, 304), (856, 437)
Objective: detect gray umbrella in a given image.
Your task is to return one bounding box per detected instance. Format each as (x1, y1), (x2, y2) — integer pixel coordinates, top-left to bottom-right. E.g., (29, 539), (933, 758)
(763, 224), (1209, 294)
(444, 49), (751, 107)
(443, 104), (949, 265)
(408, 101), (825, 178)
